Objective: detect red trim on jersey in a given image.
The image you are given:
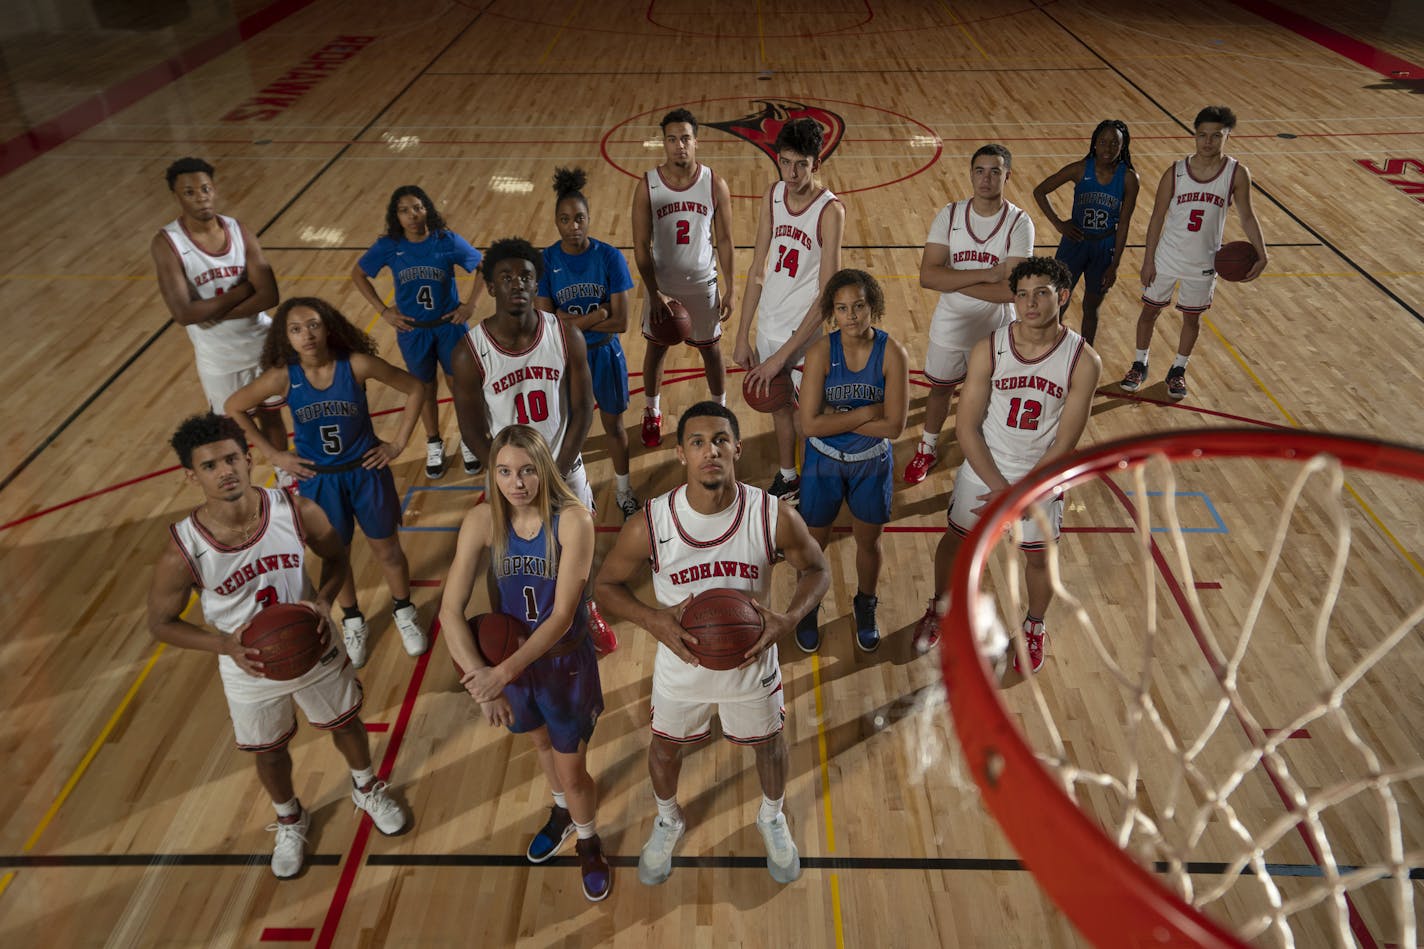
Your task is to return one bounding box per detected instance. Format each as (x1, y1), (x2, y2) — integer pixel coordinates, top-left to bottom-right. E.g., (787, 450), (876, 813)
(160, 226), (184, 263)
(964, 200), (1010, 245)
(191, 488), (271, 552)
(478, 311), (547, 358)
(781, 181), (828, 219)
(1227, 160), (1240, 207)
(282, 489), (306, 548)
(1177, 301), (1213, 314)
(1002, 209), (1024, 255)
(650, 724), (713, 744)
(1183, 155), (1232, 186)
(1066, 336), (1086, 380)
(169, 524), (203, 587)
(761, 490), (776, 564)
(644, 499), (660, 573)
(1007, 324), (1071, 365)
(653, 163), (706, 194)
(179, 215), (235, 260)
(552, 310), (569, 363)
(709, 167), (717, 213)
(309, 683), (364, 731)
(461, 330), (484, 381)
(684, 334), (722, 349)
(669, 483), (747, 548)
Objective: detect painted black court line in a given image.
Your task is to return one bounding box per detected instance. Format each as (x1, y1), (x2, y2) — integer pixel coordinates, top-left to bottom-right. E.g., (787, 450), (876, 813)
(259, 241), (1326, 253)
(423, 66), (1112, 77)
(0, 854), (340, 867)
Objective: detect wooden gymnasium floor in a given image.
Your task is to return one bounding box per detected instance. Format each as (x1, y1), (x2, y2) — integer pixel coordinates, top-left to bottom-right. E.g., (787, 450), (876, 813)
(2, 1), (1422, 946)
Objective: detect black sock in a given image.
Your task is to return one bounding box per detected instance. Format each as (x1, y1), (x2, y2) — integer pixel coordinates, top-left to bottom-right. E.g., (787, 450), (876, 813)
(427, 434), (442, 443)
(392, 597), (413, 614)
(342, 605), (363, 621)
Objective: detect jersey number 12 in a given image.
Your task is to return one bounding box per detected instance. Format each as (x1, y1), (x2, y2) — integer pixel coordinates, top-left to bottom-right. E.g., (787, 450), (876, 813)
(1006, 397), (1042, 430)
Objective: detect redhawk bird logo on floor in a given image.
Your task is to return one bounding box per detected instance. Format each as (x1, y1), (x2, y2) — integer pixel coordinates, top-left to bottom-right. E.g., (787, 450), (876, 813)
(705, 99), (845, 172)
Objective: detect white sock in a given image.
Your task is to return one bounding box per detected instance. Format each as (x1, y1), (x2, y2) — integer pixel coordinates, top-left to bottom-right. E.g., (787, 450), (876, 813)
(573, 818), (597, 840)
(714, 392), (726, 406)
(655, 794), (682, 826)
(615, 473), (631, 494)
(552, 790), (568, 810)
(351, 767), (376, 790)
(758, 794), (784, 824)
(1172, 354), (1189, 370)
(1135, 348), (1149, 364)
(921, 431), (939, 451)
(779, 467), (797, 481)
(274, 797), (302, 819)
(646, 395), (661, 414)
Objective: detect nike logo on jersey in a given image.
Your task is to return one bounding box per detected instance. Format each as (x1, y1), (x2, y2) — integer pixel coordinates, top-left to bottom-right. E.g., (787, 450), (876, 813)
(552, 268), (563, 273)
(291, 382), (303, 388)
(395, 251), (404, 256)
(830, 361), (841, 367)
(657, 535), (672, 544)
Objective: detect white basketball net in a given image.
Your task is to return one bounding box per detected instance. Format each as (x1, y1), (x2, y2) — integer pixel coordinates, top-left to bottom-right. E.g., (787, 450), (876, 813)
(973, 449), (1424, 947)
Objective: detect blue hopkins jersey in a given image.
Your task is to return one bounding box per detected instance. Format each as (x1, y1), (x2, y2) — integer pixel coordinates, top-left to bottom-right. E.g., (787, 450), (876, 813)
(537, 239), (634, 347)
(288, 357), (379, 466)
(357, 231), (482, 320)
(1071, 160), (1127, 239)
(821, 329), (889, 456)
(494, 512), (589, 640)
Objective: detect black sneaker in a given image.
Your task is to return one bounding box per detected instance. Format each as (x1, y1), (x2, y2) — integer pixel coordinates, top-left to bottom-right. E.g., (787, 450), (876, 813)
(425, 438), (445, 479)
(1165, 366), (1188, 401)
(526, 805), (574, 863)
(768, 472), (800, 507)
(795, 607), (820, 653)
(1120, 361), (1148, 393)
(461, 442), (482, 476)
(853, 592), (880, 652)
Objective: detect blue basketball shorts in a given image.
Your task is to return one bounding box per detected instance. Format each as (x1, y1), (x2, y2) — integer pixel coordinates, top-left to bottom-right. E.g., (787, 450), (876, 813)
(396, 320), (468, 383)
(586, 338), (630, 415)
(298, 465), (402, 545)
(506, 633), (605, 753)
(1055, 234), (1116, 297)
(798, 441), (894, 528)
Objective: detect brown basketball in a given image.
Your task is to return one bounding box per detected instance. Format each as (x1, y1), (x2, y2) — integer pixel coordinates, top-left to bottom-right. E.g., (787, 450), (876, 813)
(647, 298), (692, 346)
(742, 369), (795, 413)
(680, 588), (765, 671)
(451, 613), (528, 677)
(1214, 240), (1259, 282)
(240, 603), (325, 681)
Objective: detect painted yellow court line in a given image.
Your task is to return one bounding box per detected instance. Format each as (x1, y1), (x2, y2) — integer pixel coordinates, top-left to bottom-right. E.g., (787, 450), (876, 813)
(936, 0), (989, 60)
(756, 0), (769, 69)
(1206, 319), (1423, 578)
(811, 653), (846, 949)
(538, 0), (584, 64)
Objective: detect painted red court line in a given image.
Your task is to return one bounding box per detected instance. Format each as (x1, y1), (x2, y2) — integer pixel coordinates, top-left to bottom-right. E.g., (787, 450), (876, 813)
(364, 723), (390, 733)
(409, 579), (442, 587)
(0, 464), (181, 531)
(1229, 0), (1422, 79)
(313, 621), (439, 948)
(1195, 581), (1223, 590)
(259, 927), (314, 942)
(1264, 728), (1312, 739)
(0, 0), (316, 178)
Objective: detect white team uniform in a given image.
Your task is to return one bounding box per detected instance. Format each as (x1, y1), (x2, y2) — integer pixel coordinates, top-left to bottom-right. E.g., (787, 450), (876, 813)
(169, 488), (362, 749)
(642, 164), (722, 347)
(465, 310), (592, 507)
(754, 182), (840, 382)
(924, 199), (1034, 385)
(948, 324), (1086, 549)
(1143, 156), (1239, 312)
(160, 215), (276, 413)
(645, 483), (784, 743)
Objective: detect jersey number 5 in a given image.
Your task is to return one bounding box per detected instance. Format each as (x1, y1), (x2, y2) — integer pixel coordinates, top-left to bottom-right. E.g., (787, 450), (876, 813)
(1186, 209), (1205, 232)
(1007, 397), (1042, 430)
(773, 244), (800, 278)
(319, 424), (343, 455)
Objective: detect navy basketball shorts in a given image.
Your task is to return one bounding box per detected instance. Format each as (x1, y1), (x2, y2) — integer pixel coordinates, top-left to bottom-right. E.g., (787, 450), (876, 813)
(1055, 234), (1116, 296)
(396, 320), (468, 382)
(586, 338), (630, 415)
(506, 634), (604, 753)
(798, 442), (894, 528)
(299, 465), (402, 545)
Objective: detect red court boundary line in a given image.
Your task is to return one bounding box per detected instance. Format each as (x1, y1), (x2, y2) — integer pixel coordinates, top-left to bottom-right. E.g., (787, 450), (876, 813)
(1229, 0), (1423, 79)
(0, 0), (317, 178)
(260, 927), (315, 942)
(645, 0), (873, 40)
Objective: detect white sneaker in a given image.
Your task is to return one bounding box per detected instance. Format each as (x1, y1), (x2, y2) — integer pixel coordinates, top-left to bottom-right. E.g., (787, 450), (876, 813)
(352, 779), (408, 835)
(425, 439), (445, 479)
(267, 809), (309, 879)
(636, 815), (685, 885)
(756, 813), (802, 883)
(393, 604), (428, 657)
(615, 488), (640, 519)
(461, 442), (481, 475)
(342, 614), (369, 669)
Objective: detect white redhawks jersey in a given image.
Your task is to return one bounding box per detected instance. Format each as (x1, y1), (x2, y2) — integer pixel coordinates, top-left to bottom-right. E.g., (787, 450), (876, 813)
(170, 488), (309, 689)
(978, 324), (1086, 483)
(925, 199), (1034, 351)
(1155, 156), (1238, 278)
(646, 483), (780, 702)
(466, 310), (570, 456)
(160, 215), (271, 373)
(647, 164), (718, 294)
(757, 182), (840, 339)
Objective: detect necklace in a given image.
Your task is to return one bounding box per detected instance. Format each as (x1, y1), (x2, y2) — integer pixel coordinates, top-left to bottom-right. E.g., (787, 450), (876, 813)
(209, 498), (261, 537)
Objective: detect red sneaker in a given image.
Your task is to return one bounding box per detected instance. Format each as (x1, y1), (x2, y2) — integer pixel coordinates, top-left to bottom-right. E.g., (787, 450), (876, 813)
(913, 600), (941, 653)
(902, 443), (937, 485)
(1015, 618), (1046, 674)
(641, 411), (662, 448)
(589, 601), (618, 656)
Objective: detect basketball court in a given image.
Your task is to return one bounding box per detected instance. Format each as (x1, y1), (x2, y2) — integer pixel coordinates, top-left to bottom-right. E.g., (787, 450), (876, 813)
(1, 1), (1421, 946)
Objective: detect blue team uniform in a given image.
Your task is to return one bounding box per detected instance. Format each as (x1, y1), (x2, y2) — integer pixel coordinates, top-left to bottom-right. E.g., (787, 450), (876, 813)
(1055, 160), (1128, 295)
(494, 512), (603, 753)
(287, 357), (400, 544)
(537, 238), (635, 414)
(357, 230), (483, 382)
(799, 330), (894, 528)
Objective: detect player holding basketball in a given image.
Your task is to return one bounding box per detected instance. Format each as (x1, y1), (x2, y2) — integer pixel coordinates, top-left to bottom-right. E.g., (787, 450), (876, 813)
(152, 158), (290, 480)
(905, 144), (1034, 485)
(913, 257), (1101, 668)
(1119, 106), (1267, 400)
(632, 109), (736, 447)
(225, 297), (428, 669)
(534, 167), (640, 518)
(351, 185), (484, 479)
(793, 270), (908, 653)
(440, 425), (610, 902)
(148, 413), (409, 880)
(451, 238), (616, 654)
(595, 403), (830, 886)
(733, 117), (845, 506)
(1032, 120), (1140, 345)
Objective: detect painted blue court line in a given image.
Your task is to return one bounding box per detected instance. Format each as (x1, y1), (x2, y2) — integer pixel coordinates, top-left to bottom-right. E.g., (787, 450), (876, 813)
(400, 484), (483, 533)
(1124, 490), (1228, 534)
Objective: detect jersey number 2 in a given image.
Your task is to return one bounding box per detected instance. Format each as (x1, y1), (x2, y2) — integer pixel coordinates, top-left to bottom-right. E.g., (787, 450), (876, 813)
(674, 220), (690, 245)
(773, 244), (800, 278)
(1007, 397), (1042, 430)
(256, 587), (278, 610)
(514, 391), (549, 424)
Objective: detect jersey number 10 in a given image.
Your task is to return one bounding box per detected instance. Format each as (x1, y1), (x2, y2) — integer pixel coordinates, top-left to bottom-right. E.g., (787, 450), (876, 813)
(514, 391), (550, 424)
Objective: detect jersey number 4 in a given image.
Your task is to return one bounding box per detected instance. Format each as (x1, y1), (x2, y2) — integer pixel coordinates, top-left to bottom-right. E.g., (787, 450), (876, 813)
(513, 391), (550, 424)
(416, 285), (435, 310)
(1006, 397), (1042, 430)
(773, 244), (800, 278)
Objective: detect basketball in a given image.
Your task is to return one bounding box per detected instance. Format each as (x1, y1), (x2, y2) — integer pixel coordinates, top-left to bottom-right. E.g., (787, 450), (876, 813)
(452, 613), (528, 677)
(647, 298), (692, 346)
(742, 369), (795, 414)
(240, 603), (325, 681)
(680, 588), (765, 671)
(1214, 240), (1259, 282)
